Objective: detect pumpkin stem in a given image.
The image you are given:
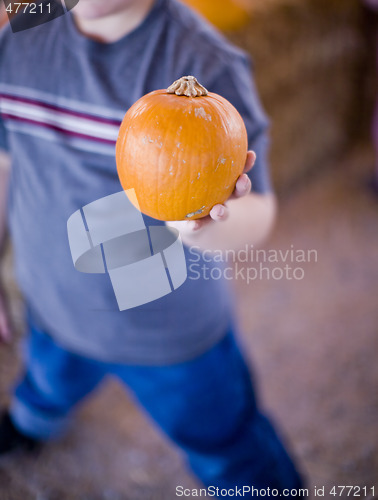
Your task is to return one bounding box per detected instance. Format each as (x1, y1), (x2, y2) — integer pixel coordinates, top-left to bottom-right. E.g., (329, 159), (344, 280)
(167, 76), (208, 97)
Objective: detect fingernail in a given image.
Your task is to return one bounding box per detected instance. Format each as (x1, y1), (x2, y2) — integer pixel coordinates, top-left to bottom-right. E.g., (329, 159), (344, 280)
(217, 206), (225, 217)
(188, 221), (199, 231)
(240, 176), (248, 189)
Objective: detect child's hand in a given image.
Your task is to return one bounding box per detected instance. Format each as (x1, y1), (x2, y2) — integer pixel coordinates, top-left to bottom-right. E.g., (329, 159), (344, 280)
(166, 150), (256, 239)
(0, 283), (12, 344)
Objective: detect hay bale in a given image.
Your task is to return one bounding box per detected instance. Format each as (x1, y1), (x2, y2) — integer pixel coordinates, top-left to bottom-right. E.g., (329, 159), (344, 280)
(228, 0), (370, 192)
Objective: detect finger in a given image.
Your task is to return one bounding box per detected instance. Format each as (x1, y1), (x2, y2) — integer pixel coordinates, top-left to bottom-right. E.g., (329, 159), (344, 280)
(233, 173), (252, 198)
(209, 204), (229, 222)
(243, 150), (256, 174)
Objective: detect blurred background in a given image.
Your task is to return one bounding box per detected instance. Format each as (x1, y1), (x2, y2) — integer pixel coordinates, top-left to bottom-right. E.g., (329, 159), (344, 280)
(0, 0), (377, 498)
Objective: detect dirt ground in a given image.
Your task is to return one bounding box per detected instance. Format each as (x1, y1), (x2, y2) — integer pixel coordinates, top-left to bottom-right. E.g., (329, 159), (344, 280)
(0, 144), (377, 499)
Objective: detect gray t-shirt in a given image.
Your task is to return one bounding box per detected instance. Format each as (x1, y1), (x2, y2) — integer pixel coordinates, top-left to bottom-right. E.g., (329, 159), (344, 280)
(0, 0), (271, 364)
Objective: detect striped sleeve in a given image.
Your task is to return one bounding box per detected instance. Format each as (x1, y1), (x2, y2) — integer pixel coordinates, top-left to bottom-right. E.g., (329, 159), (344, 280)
(0, 86), (124, 156)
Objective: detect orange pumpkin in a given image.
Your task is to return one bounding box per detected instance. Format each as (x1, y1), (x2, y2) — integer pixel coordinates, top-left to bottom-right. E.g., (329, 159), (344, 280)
(182, 0), (251, 32)
(116, 76), (248, 221)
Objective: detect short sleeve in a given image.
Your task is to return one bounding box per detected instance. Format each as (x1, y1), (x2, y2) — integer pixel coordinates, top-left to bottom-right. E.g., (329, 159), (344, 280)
(205, 54), (272, 194)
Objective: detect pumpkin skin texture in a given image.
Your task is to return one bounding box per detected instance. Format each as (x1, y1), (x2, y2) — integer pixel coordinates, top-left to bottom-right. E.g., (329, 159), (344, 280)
(116, 79), (248, 221)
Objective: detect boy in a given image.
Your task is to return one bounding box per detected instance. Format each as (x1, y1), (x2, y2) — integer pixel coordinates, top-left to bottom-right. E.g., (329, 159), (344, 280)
(0, 0), (304, 494)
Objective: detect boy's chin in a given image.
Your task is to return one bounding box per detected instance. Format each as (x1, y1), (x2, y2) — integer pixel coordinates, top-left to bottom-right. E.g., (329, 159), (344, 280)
(71, 6), (110, 20)
(72, 10), (104, 20)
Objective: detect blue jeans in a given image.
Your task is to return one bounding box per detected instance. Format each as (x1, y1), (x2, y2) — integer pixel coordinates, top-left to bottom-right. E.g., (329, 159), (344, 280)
(10, 321), (303, 494)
